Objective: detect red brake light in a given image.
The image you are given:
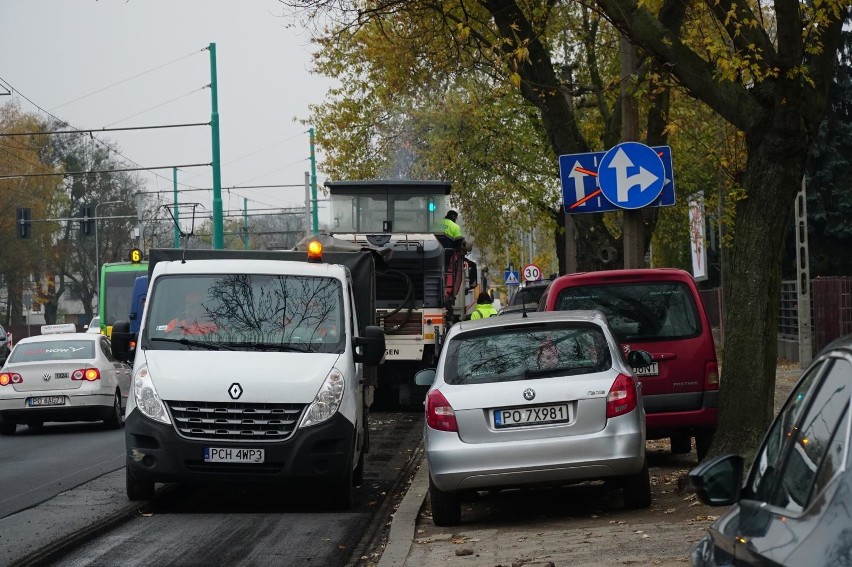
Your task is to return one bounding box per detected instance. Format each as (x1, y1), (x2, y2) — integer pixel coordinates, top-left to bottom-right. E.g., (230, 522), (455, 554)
(72, 368), (101, 381)
(704, 361), (719, 390)
(606, 373), (638, 418)
(0, 373), (22, 385)
(425, 390), (458, 432)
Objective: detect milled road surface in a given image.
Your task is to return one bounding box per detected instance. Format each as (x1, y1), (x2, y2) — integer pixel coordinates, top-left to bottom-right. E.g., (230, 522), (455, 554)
(10, 412), (423, 567)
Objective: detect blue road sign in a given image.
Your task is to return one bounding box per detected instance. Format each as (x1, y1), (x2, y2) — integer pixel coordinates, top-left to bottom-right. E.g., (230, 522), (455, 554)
(598, 142), (665, 209)
(559, 146), (676, 214)
(504, 270), (520, 286)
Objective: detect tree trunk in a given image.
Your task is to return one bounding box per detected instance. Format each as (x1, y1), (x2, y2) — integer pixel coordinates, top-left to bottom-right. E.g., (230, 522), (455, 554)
(712, 130), (809, 458)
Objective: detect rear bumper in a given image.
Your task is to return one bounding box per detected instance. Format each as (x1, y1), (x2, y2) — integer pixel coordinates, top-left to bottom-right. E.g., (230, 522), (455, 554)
(426, 412), (645, 493)
(0, 393), (115, 423)
(644, 390), (718, 437)
(125, 409), (355, 486)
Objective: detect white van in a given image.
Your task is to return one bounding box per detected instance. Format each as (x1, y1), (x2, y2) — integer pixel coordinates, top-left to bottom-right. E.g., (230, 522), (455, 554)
(112, 243), (385, 509)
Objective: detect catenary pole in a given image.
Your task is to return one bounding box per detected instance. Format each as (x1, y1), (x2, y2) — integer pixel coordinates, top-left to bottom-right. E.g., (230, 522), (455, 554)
(309, 128), (319, 235)
(209, 43), (224, 249)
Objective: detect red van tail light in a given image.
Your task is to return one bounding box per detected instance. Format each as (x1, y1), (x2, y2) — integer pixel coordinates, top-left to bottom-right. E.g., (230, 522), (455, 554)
(704, 361), (719, 390)
(0, 372), (22, 386)
(72, 368), (101, 381)
(606, 373), (638, 418)
(425, 390), (458, 432)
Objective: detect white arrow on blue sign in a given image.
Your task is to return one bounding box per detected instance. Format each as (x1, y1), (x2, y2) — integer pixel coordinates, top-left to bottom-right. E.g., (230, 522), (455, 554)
(598, 142), (665, 209)
(558, 145), (676, 214)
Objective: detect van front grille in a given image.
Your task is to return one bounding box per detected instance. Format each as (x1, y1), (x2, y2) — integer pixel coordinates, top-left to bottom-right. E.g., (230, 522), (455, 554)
(166, 400), (305, 441)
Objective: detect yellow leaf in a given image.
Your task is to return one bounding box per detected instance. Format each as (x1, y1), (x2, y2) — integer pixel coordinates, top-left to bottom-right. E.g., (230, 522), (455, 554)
(509, 73), (521, 89)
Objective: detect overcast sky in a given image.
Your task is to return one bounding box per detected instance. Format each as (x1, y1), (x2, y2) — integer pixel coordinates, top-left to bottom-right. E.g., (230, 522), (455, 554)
(1, 0), (336, 223)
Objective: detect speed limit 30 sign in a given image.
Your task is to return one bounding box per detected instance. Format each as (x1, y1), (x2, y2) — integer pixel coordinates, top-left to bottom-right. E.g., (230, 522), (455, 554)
(523, 264), (542, 282)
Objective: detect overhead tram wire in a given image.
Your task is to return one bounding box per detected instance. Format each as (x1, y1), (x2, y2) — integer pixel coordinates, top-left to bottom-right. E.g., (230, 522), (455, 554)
(49, 48), (205, 112)
(0, 75), (208, 191)
(0, 162), (210, 179)
(0, 122), (210, 137)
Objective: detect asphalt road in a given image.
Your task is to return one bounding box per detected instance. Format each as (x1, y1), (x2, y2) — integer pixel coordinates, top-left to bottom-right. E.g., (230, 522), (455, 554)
(37, 411), (424, 567)
(0, 422), (126, 519)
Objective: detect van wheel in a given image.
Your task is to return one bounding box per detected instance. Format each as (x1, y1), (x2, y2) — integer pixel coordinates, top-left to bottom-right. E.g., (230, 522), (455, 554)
(622, 459), (652, 509)
(429, 476), (461, 526)
(695, 429), (715, 462)
(0, 419), (15, 436)
(670, 433), (692, 454)
(330, 464), (354, 510)
(104, 392), (123, 429)
(126, 460), (155, 501)
(353, 451), (365, 488)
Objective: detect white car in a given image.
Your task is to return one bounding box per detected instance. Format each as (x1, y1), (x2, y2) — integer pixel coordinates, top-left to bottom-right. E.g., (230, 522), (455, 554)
(0, 324), (131, 435)
(86, 316), (101, 334)
(415, 310), (654, 525)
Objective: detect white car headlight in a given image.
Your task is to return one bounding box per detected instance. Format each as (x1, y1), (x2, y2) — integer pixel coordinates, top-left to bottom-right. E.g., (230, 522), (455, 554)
(300, 368), (345, 428)
(133, 364), (171, 425)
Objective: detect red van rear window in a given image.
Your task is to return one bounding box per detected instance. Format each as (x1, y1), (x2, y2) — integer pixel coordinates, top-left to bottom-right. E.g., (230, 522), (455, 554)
(554, 282), (701, 341)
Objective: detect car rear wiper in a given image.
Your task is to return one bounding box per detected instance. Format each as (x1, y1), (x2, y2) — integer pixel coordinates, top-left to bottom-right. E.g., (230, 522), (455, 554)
(151, 337), (237, 351)
(524, 366), (590, 379)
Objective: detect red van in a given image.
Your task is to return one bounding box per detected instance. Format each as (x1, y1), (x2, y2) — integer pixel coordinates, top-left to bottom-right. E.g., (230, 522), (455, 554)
(539, 268), (719, 460)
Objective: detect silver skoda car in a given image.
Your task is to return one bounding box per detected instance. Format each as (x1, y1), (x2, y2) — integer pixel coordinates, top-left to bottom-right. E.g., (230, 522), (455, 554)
(415, 310), (653, 526)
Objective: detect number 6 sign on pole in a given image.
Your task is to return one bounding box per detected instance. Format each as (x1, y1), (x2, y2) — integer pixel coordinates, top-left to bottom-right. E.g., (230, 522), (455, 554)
(523, 264), (542, 282)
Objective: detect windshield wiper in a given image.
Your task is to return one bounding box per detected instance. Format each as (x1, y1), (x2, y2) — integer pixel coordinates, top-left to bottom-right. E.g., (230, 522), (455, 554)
(150, 337), (237, 351)
(237, 342), (311, 353)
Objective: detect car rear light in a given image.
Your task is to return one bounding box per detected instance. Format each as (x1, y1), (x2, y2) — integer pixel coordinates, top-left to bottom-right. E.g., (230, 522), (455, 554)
(72, 368), (101, 381)
(606, 373), (638, 418)
(704, 361), (719, 390)
(0, 372), (22, 386)
(425, 390), (458, 432)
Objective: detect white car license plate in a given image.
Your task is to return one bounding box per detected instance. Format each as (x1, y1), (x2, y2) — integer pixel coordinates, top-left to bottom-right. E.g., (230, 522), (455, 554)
(203, 447), (265, 464)
(28, 396), (65, 407)
(633, 362), (660, 376)
(493, 404), (571, 428)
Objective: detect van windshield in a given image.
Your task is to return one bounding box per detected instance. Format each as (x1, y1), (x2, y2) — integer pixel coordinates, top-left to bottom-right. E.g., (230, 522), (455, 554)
(143, 274), (344, 353)
(554, 282), (700, 341)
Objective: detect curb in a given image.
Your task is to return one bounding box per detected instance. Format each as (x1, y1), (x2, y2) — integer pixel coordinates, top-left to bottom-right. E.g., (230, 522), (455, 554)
(378, 455), (429, 567)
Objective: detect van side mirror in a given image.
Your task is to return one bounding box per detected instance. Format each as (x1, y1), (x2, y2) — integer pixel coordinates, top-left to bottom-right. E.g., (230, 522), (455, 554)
(110, 320), (136, 363)
(354, 325), (386, 366)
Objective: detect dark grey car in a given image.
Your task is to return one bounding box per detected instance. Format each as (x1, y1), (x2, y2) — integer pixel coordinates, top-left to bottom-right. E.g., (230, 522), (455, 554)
(0, 323), (9, 365)
(689, 335), (852, 565)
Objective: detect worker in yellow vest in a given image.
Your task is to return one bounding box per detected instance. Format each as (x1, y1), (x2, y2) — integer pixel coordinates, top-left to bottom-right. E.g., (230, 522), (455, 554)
(470, 292), (498, 319)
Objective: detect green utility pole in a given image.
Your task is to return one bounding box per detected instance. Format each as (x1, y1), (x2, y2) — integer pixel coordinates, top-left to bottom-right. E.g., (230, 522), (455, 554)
(309, 127), (319, 235)
(173, 167), (180, 248)
(209, 42), (224, 249)
(243, 198), (249, 250)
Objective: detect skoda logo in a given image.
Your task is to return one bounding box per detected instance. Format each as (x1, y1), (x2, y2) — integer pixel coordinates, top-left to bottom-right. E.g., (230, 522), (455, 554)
(228, 383), (243, 400)
(42, 372), (51, 382)
(523, 388), (535, 401)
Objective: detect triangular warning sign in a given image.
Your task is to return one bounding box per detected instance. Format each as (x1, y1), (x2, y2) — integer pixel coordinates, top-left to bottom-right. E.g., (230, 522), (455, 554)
(505, 272), (519, 285)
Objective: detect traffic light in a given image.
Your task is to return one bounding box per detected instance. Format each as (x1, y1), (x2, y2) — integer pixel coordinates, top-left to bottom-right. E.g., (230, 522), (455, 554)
(16, 207), (31, 239)
(79, 205), (94, 236)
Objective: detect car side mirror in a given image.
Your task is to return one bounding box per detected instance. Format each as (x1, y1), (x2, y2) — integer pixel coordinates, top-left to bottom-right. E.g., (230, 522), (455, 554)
(627, 350), (653, 368)
(354, 325), (386, 366)
(110, 320), (136, 363)
(415, 368), (436, 386)
(689, 454), (744, 506)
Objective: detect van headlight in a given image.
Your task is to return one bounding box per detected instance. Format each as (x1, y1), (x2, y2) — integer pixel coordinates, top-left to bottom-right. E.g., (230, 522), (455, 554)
(133, 364), (171, 425)
(300, 368), (344, 428)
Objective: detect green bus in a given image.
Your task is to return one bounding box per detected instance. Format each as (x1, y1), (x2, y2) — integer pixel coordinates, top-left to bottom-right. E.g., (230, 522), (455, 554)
(99, 261), (148, 337)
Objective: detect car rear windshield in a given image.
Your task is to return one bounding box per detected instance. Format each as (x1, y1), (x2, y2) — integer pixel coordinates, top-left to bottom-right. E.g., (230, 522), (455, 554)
(9, 340), (96, 363)
(554, 282), (700, 341)
(443, 323), (612, 385)
(510, 284), (548, 306)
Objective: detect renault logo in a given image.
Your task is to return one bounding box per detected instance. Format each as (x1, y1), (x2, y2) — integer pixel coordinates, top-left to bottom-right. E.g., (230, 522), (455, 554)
(523, 388), (535, 401)
(228, 383), (243, 400)
(42, 372), (51, 382)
